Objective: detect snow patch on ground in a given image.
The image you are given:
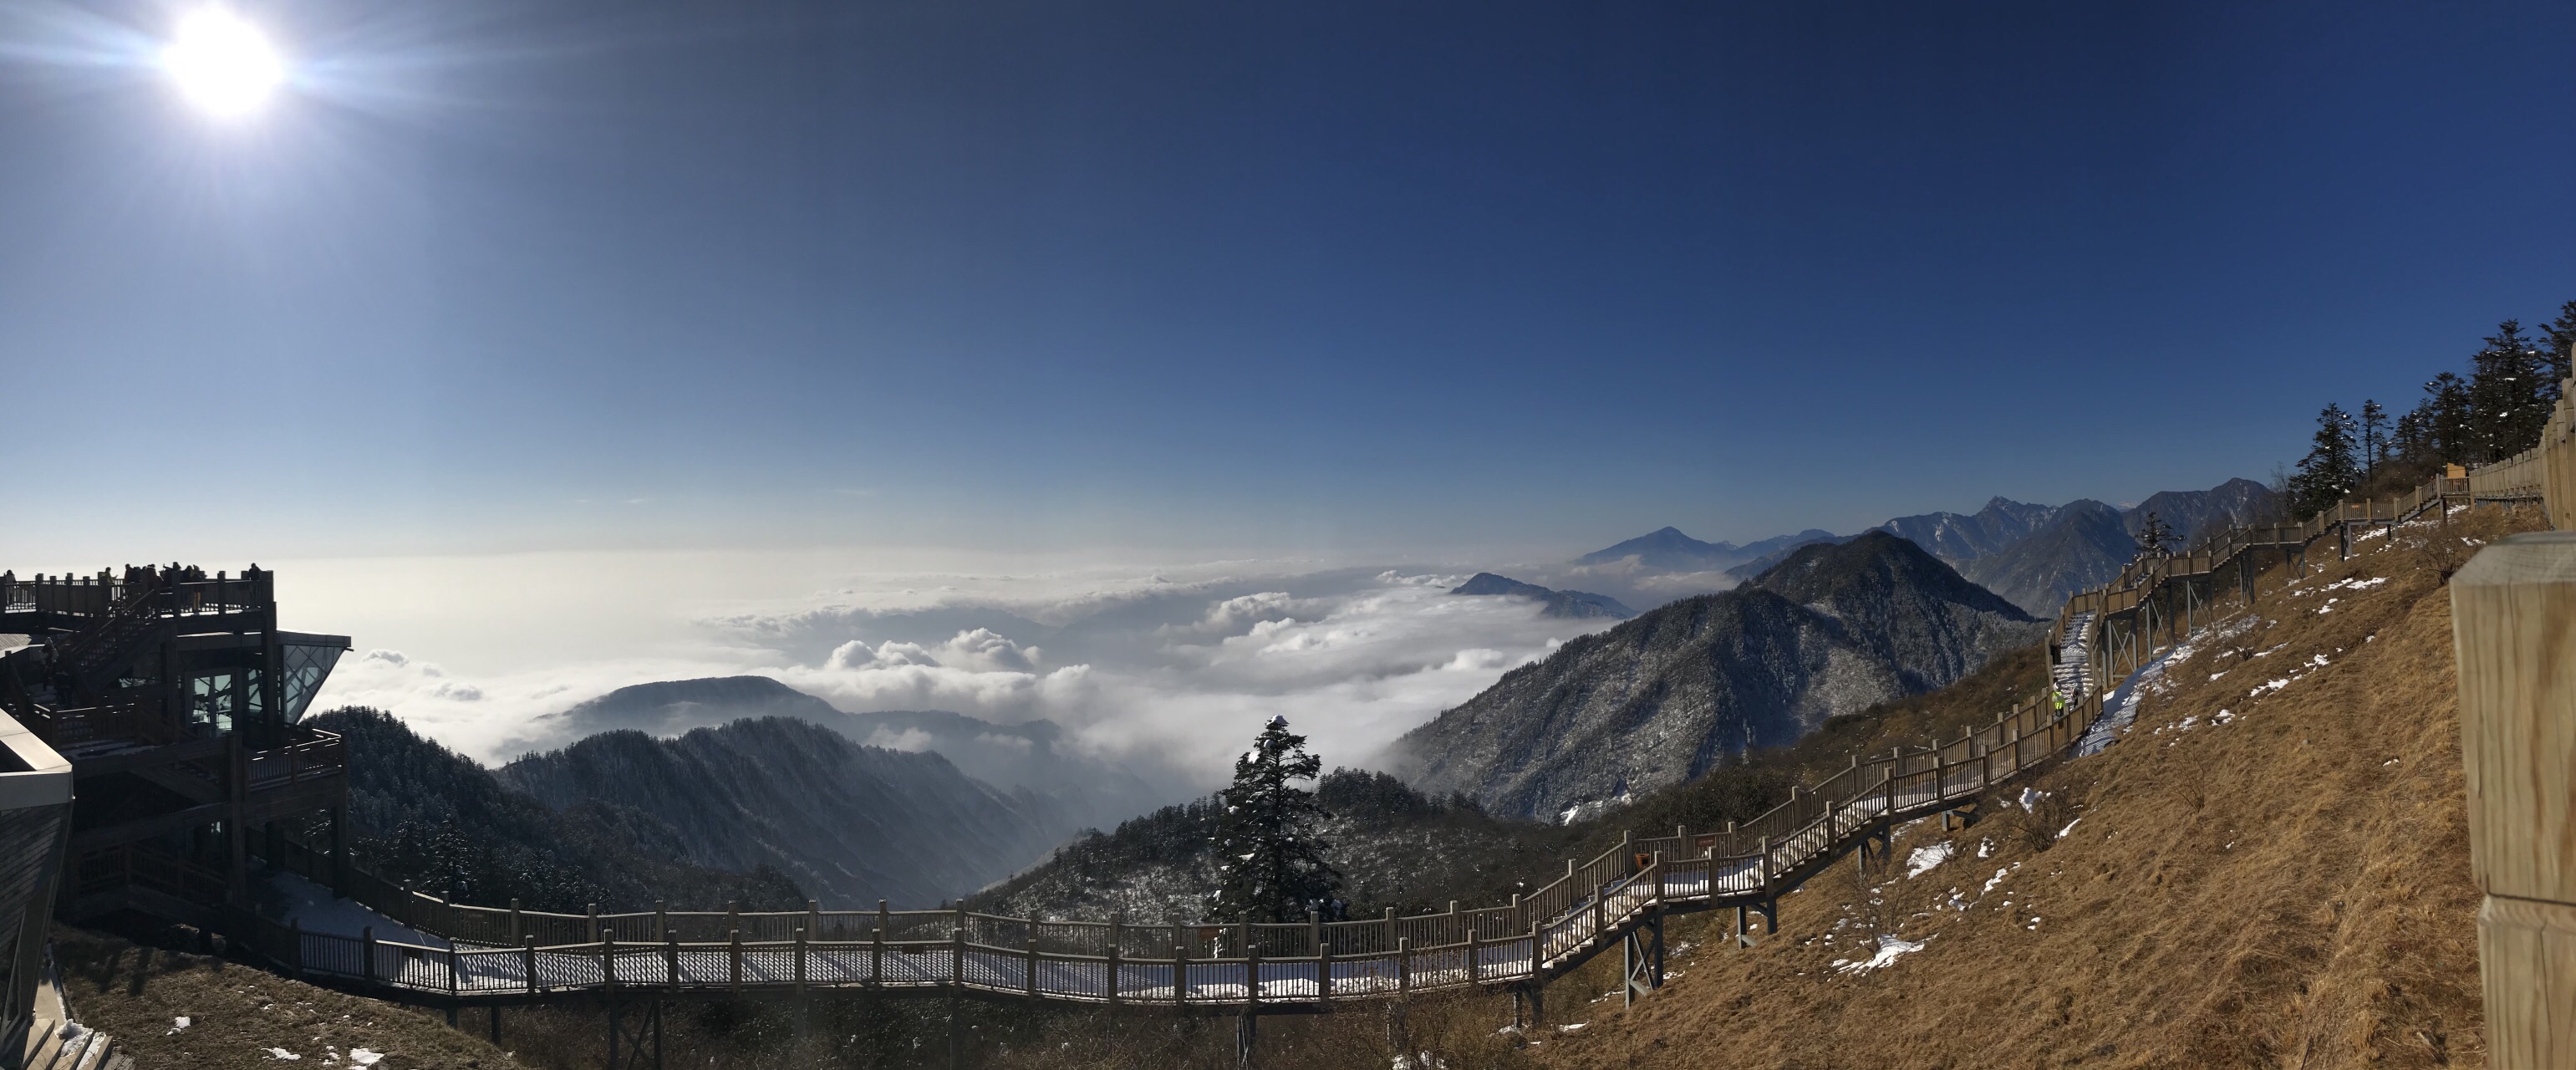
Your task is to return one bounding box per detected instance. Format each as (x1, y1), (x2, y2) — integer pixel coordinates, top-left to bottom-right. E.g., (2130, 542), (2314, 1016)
(1833, 933), (1929, 975)
(1904, 842), (1953, 879)
(2079, 614), (2253, 757)
(1982, 863), (2019, 894)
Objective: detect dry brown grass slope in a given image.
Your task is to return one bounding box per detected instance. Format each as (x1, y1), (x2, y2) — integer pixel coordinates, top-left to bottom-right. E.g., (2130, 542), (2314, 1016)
(53, 926), (516, 1070)
(1534, 506), (2538, 1070)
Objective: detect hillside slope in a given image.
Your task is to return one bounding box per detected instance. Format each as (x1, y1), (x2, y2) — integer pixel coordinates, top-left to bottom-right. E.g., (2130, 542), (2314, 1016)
(1538, 507), (2523, 1070)
(500, 716), (1075, 907)
(1397, 532), (2042, 822)
(2125, 476), (2279, 543)
(1962, 499), (2137, 615)
(53, 926), (516, 1070)
(521, 676), (1167, 833)
(309, 706), (808, 912)
(1872, 497), (2061, 567)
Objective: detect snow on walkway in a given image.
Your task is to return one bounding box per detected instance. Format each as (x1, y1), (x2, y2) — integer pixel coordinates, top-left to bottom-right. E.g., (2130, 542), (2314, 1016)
(2076, 614), (2253, 757)
(258, 869), (448, 949)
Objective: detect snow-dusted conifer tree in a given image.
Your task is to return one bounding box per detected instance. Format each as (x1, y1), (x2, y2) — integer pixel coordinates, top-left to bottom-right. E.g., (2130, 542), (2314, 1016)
(2288, 403), (2361, 518)
(1209, 716), (1341, 924)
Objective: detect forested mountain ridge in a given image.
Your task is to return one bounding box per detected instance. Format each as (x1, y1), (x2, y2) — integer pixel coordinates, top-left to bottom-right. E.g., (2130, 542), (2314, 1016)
(1393, 532), (2042, 823)
(517, 675), (1166, 834)
(305, 707), (808, 913)
(499, 717), (1077, 908)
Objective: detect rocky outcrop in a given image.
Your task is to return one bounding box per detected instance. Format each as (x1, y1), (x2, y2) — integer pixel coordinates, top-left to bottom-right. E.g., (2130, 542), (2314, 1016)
(1394, 532), (2041, 822)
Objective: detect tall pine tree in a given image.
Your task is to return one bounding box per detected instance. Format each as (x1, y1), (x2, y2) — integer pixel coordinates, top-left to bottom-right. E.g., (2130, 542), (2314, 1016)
(1209, 716), (1341, 924)
(2134, 512), (2173, 555)
(2405, 372), (2475, 466)
(2358, 399), (2387, 474)
(2543, 298), (2576, 400)
(2468, 319), (2548, 460)
(2288, 403), (2360, 518)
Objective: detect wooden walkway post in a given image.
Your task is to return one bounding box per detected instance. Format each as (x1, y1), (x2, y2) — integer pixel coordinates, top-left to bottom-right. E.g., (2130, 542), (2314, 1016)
(1107, 917), (1123, 1006)
(2454, 532), (2576, 1067)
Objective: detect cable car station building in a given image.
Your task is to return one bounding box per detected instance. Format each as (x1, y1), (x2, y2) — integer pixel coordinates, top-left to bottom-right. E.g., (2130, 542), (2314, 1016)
(0, 565), (349, 923)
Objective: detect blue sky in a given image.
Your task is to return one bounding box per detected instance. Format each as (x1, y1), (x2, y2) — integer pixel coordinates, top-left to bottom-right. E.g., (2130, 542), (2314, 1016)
(4, 0), (2572, 564)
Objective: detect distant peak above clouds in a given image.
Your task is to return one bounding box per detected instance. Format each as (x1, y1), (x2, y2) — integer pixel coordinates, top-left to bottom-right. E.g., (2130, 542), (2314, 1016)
(1448, 573), (1635, 619)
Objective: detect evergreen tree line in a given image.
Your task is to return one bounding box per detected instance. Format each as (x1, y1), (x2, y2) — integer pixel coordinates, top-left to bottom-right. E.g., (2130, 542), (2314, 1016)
(2287, 300), (2576, 518)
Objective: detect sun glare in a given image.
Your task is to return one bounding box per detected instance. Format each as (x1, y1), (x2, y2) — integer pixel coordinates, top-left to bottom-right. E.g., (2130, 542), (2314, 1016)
(162, 7), (285, 119)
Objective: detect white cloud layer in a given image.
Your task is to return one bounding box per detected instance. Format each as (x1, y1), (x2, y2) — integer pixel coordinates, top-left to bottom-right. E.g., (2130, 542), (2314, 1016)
(299, 551), (1621, 793)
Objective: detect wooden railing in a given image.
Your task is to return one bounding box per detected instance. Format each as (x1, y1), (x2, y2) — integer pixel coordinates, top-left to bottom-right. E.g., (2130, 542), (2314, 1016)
(0, 567), (272, 620)
(18, 702), (183, 751)
(246, 728), (346, 788)
(242, 609), (2110, 1007)
(2448, 379), (2576, 1064)
(74, 845), (228, 904)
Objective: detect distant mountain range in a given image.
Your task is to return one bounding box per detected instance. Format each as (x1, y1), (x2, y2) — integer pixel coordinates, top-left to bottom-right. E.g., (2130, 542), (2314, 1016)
(1591, 477), (2278, 616)
(1576, 527), (1840, 574)
(1397, 532), (2044, 822)
(1448, 573), (1634, 619)
(527, 675), (1162, 835)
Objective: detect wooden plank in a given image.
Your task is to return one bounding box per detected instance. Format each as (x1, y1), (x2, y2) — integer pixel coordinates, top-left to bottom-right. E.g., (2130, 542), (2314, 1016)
(2454, 532), (2576, 1066)
(2453, 533), (2576, 903)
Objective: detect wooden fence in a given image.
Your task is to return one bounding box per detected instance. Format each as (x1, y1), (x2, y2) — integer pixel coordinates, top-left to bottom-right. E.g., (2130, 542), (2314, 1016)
(2451, 376), (2576, 1067)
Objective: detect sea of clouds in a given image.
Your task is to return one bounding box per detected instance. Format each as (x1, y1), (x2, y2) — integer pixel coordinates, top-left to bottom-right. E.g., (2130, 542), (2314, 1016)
(296, 550), (1630, 798)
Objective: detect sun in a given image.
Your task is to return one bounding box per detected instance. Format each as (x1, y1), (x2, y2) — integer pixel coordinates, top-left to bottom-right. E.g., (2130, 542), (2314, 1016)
(161, 7), (286, 119)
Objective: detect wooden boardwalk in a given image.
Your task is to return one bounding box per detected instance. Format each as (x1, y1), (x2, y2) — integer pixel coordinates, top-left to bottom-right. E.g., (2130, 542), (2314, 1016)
(237, 469), (2540, 1015)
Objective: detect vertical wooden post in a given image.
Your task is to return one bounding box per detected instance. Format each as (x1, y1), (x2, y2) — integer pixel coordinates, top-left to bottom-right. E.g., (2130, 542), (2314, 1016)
(361, 926), (376, 986)
(2453, 533), (2576, 1066)
(1317, 928), (1334, 999)
(795, 926), (808, 993)
(729, 929), (742, 991)
(522, 936), (537, 996)
(1466, 918), (1482, 983)
(1591, 874), (1606, 939)
(1173, 936), (1190, 1006)
(1026, 930), (1040, 997)
(510, 899), (523, 945)
(654, 900), (667, 942)
(1107, 915), (1123, 1006)
(1758, 836), (1773, 899)
(871, 925), (886, 988)
(950, 925), (966, 989)
(1396, 937), (1410, 997)
(1245, 940), (1261, 1011)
